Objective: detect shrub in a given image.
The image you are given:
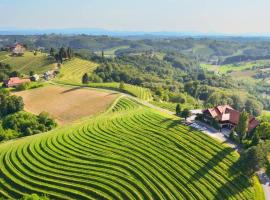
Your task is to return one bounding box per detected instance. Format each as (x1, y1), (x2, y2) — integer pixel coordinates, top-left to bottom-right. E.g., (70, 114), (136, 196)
(2, 111), (57, 137)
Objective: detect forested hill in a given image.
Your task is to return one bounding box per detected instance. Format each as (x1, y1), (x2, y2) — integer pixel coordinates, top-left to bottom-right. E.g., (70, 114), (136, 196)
(2, 35), (270, 63)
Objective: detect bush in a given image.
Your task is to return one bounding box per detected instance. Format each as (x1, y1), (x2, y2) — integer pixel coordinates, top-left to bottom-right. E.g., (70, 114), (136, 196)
(16, 82), (31, 91)
(0, 91), (24, 118)
(2, 111), (57, 137)
(0, 125), (19, 142)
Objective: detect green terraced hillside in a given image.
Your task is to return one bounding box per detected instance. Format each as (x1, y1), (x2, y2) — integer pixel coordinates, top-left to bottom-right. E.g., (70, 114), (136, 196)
(56, 59), (152, 101)
(0, 97), (262, 199)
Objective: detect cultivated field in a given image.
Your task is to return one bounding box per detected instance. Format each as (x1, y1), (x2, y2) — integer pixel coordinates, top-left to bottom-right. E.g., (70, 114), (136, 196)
(1, 51), (55, 74)
(0, 97), (263, 199)
(56, 58), (153, 101)
(57, 58), (97, 84)
(14, 85), (118, 124)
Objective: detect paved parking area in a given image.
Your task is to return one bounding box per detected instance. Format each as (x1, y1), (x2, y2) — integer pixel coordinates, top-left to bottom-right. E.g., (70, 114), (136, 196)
(187, 120), (238, 150)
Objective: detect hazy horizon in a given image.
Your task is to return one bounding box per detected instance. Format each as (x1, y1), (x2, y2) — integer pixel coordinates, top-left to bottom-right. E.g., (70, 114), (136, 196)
(1, 0), (270, 35)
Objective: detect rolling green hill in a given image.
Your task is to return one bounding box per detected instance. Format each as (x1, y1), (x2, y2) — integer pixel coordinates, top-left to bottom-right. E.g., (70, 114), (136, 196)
(0, 51), (55, 74)
(56, 58), (153, 101)
(0, 97), (263, 199)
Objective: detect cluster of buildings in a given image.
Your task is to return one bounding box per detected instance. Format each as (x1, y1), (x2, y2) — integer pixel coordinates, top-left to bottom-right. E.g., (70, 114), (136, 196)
(1, 42), (58, 88)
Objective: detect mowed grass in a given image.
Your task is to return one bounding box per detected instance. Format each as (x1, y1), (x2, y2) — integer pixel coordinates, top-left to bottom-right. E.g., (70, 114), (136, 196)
(2, 51), (55, 74)
(0, 97), (263, 199)
(57, 58), (97, 84)
(57, 58), (152, 101)
(14, 85), (118, 125)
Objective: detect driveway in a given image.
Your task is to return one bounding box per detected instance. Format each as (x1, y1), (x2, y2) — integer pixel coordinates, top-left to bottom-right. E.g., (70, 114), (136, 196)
(189, 120), (238, 150)
(258, 170), (270, 200)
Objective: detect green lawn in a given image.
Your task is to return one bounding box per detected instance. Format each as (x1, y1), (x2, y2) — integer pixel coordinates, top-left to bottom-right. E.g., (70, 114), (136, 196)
(0, 97), (263, 199)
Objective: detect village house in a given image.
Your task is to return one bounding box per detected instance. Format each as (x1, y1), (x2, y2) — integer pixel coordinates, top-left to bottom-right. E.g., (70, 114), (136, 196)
(201, 105), (260, 133)
(6, 42), (26, 56)
(3, 77), (31, 88)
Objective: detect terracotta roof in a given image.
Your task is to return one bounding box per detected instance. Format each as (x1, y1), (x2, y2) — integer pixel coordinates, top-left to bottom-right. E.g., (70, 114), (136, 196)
(3, 77), (30, 87)
(203, 105), (259, 132)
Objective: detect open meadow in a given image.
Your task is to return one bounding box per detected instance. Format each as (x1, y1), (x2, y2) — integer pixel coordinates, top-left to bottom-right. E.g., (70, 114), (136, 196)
(14, 85), (118, 124)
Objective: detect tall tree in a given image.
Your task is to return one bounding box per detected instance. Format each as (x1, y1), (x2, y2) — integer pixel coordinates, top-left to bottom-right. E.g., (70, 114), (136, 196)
(50, 48), (55, 57)
(67, 47), (73, 59)
(176, 104), (181, 116)
(101, 50), (104, 60)
(236, 111), (249, 143)
(119, 81), (125, 90)
(181, 109), (191, 120)
(82, 73), (89, 84)
(59, 47), (67, 59)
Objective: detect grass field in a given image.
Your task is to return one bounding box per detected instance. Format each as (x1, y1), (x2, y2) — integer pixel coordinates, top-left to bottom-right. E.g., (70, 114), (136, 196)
(1, 51), (55, 74)
(0, 97), (263, 199)
(201, 60), (270, 74)
(14, 85), (118, 124)
(57, 58), (153, 101)
(102, 46), (130, 57)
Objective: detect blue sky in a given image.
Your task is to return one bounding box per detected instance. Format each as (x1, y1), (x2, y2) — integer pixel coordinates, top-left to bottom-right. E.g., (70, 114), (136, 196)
(0, 0), (269, 34)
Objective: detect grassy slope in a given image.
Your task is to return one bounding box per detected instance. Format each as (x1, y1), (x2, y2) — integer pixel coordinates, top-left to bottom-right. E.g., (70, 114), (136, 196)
(103, 45), (130, 57)
(150, 101), (195, 112)
(56, 58), (153, 101)
(0, 97), (263, 199)
(201, 60), (270, 74)
(57, 58), (98, 84)
(1, 51), (55, 74)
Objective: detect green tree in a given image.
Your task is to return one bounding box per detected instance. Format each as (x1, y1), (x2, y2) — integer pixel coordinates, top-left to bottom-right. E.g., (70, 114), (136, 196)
(101, 50), (104, 60)
(119, 81), (125, 90)
(254, 122), (270, 140)
(59, 47), (67, 59)
(181, 109), (191, 120)
(29, 71), (35, 76)
(231, 94), (244, 110)
(245, 99), (263, 117)
(235, 111), (249, 143)
(176, 104), (181, 116)
(67, 47), (73, 59)
(49, 48), (55, 57)
(82, 73), (89, 84)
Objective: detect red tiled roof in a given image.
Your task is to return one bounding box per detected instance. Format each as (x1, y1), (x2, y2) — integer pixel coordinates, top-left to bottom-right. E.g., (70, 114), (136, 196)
(203, 105), (259, 132)
(3, 77), (30, 87)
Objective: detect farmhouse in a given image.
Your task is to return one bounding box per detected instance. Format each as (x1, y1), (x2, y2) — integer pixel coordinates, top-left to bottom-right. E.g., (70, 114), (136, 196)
(8, 42), (26, 56)
(202, 105), (259, 132)
(3, 77), (31, 88)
